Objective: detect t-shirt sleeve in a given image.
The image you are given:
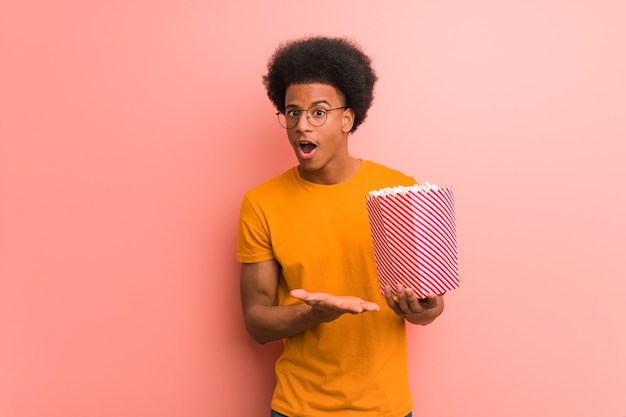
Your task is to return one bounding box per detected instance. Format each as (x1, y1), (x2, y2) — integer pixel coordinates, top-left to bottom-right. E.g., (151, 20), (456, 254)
(236, 193), (275, 263)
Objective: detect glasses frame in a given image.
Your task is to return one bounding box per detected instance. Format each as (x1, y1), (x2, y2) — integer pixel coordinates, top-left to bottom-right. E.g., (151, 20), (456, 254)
(276, 106), (348, 129)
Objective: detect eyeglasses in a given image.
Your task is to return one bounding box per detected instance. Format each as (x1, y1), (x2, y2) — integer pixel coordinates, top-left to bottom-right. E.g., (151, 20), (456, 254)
(276, 106), (348, 129)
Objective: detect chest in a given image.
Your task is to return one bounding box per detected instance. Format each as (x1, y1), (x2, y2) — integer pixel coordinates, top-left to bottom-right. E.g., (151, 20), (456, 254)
(268, 192), (374, 276)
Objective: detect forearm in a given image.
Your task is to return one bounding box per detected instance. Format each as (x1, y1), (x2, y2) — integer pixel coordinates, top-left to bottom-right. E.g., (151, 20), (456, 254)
(244, 303), (321, 344)
(240, 262), (378, 343)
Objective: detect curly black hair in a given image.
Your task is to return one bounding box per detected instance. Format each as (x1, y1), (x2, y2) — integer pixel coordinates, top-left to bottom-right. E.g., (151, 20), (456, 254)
(263, 36), (378, 133)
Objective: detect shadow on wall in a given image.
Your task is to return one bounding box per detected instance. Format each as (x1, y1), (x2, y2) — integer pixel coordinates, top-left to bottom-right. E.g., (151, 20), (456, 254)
(217, 115), (293, 411)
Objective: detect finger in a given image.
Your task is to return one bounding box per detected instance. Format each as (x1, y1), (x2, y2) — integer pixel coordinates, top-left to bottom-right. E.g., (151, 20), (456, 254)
(291, 289), (323, 306)
(290, 289), (310, 301)
(384, 285), (402, 315)
(404, 288), (424, 313)
(395, 285), (413, 314)
(340, 295), (380, 312)
(418, 293), (439, 309)
(383, 285), (396, 305)
(360, 301), (380, 312)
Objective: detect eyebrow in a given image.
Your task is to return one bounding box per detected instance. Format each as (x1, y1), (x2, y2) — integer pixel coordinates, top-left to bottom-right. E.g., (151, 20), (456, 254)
(285, 100), (332, 109)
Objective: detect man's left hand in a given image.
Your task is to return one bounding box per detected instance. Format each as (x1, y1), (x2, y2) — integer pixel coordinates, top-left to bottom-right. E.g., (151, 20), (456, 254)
(383, 284), (444, 325)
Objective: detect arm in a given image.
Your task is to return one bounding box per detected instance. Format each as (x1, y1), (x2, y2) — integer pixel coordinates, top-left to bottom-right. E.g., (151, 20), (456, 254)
(384, 284), (445, 325)
(240, 260), (380, 344)
(240, 259), (317, 344)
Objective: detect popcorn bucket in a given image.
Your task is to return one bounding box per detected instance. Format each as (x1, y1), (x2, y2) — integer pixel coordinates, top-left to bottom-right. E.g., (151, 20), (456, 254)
(366, 184), (459, 298)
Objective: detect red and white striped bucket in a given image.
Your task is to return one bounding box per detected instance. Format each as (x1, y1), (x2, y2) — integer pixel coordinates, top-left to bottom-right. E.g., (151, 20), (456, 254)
(366, 184), (459, 298)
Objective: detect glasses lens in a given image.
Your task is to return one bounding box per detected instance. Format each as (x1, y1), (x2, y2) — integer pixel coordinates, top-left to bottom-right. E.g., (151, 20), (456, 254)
(277, 107), (331, 129)
(277, 112), (295, 129)
(307, 108), (327, 127)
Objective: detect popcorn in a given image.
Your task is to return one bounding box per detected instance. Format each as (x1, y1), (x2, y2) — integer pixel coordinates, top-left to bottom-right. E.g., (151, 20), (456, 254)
(368, 182), (440, 197)
(366, 183), (460, 298)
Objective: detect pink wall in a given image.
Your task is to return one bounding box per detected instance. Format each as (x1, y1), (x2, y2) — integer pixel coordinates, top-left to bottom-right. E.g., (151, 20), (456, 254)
(1, 1), (625, 416)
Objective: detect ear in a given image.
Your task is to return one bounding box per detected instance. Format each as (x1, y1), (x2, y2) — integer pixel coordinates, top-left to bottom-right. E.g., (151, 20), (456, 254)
(341, 108), (355, 133)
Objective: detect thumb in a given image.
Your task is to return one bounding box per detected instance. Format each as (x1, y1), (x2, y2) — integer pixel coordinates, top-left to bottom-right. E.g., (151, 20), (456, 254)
(290, 289), (310, 301)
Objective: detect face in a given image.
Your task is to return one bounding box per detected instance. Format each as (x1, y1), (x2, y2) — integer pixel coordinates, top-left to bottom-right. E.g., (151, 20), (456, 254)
(283, 83), (355, 184)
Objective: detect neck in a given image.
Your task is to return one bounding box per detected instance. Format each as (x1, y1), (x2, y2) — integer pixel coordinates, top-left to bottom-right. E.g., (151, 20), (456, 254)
(298, 157), (362, 185)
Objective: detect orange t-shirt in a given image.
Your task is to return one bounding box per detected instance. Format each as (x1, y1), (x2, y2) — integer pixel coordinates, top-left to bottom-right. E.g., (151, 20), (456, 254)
(237, 160), (417, 417)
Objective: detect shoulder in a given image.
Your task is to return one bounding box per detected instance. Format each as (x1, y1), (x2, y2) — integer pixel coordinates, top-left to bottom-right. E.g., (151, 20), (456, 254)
(241, 167), (305, 214)
(243, 167), (298, 201)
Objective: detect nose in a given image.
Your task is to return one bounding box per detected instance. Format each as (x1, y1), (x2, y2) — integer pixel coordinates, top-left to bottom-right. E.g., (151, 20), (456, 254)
(294, 112), (313, 132)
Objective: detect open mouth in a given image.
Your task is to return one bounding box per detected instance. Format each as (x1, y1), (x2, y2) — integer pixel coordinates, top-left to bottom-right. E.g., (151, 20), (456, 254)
(299, 141), (317, 155)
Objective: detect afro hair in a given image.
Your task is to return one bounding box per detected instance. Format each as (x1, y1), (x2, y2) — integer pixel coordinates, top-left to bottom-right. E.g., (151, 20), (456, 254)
(263, 36), (378, 133)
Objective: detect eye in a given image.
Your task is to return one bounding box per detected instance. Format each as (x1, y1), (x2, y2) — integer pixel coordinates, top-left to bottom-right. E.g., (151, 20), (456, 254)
(286, 109), (302, 118)
(311, 108), (327, 118)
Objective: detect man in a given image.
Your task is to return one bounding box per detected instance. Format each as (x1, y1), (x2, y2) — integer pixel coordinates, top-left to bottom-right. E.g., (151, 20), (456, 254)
(237, 36), (445, 417)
